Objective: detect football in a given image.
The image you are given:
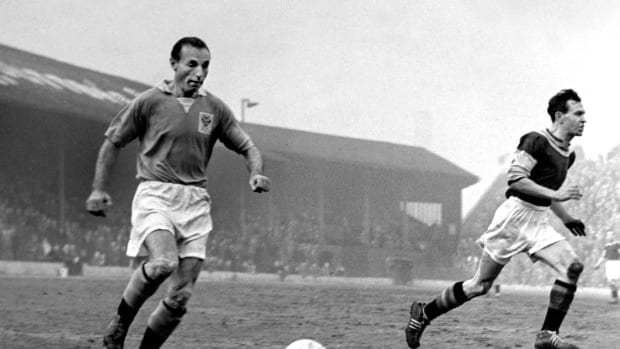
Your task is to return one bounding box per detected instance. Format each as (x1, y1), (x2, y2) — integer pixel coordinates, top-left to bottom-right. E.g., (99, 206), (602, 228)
(285, 339), (326, 349)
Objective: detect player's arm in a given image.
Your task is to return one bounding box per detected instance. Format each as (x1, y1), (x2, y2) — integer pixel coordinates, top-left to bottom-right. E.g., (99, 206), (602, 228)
(221, 120), (271, 193)
(507, 144), (582, 202)
(92, 138), (121, 191)
(86, 95), (143, 216)
(594, 243), (613, 270)
(241, 145), (271, 193)
(86, 139), (121, 216)
(507, 133), (581, 202)
(508, 177), (582, 203)
(508, 175), (584, 234)
(549, 197), (586, 236)
(242, 145), (264, 178)
(217, 100), (271, 193)
(549, 200), (575, 222)
(593, 253), (607, 270)
(507, 147), (585, 236)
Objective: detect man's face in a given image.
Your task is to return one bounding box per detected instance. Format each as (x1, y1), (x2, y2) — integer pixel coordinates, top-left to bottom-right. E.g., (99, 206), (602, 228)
(170, 45), (210, 94)
(557, 100), (586, 137)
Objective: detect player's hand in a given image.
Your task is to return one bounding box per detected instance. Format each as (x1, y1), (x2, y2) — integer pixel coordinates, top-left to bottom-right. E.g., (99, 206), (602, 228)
(249, 174), (271, 193)
(86, 189), (113, 217)
(553, 185), (582, 202)
(564, 219), (586, 237)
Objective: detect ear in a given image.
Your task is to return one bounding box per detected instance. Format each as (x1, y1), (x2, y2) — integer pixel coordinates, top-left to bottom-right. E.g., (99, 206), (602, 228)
(170, 58), (178, 71)
(554, 111), (564, 123)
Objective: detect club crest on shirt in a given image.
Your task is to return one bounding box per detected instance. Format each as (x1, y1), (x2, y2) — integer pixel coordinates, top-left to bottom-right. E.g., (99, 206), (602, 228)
(198, 112), (214, 135)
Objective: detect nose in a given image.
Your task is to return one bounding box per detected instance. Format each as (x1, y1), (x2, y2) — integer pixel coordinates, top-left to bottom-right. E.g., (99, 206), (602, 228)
(194, 67), (207, 80)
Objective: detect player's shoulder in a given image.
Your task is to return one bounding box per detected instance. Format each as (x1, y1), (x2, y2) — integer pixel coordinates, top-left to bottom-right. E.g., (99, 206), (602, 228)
(199, 89), (233, 115)
(518, 130), (547, 143)
(517, 130), (548, 149)
(521, 129), (547, 140)
(200, 89), (226, 106)
(130, 86), (163, 105)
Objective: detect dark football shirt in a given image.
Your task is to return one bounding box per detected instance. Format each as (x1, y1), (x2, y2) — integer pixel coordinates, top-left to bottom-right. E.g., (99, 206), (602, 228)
(505, 129), (576, 206)
(603, 241), (620, 260)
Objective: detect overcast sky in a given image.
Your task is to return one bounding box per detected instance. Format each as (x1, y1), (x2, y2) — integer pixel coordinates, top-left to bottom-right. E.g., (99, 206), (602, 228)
(1, 0), (619, 214)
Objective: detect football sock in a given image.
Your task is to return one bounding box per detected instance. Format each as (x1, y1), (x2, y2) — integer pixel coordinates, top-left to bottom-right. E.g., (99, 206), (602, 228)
(541, 279), (576, 332)
(423, 281), (469, 321)
(138, 327), (166, 349)
(117, 298), (138, 324)
(122, 262), (164, 311)
(139, 300), (185, 349)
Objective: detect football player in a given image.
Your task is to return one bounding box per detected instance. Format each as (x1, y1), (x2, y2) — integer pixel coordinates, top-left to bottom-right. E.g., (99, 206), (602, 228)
(405, 89), (587, 349)
(86, 37), (271, 349)
(594, 231), (620, 304)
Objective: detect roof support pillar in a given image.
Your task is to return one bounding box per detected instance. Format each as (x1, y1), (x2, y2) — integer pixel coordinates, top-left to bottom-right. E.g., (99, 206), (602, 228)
(361, 180), (370, 245)
(401, 194), (409, 239)
(57, 134), (66, 236)
(317, 166), (326, 246)
(239, 182), (247, 237)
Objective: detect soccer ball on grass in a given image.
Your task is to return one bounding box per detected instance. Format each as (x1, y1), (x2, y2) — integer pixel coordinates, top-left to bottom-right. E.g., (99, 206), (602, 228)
(285, 339), (326, 349)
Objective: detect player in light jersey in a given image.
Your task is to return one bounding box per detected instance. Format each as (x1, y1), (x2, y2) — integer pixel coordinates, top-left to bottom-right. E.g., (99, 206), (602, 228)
(405, 89), (587, 349)
(594, 231), (620, 304)
(86, 37), (271, 349)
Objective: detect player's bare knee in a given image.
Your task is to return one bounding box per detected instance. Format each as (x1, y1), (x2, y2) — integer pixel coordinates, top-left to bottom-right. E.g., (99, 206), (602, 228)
(478, 281), (494, 296)
(147, 257), (179, 281)
(566, 260), (583, 282)
(166, 288), (193, 311)
(464, 280), (491, 298)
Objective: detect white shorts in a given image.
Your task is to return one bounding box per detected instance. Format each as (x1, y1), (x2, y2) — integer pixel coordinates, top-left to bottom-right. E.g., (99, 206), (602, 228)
(606, 260), (620, 281)
(126, 181), (213, 260)
(477, 196), (565, 265)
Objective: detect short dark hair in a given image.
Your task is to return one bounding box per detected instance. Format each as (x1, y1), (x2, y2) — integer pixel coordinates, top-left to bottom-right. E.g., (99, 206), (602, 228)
(547, 89), (581, 122)
(170, 37), (209, 61)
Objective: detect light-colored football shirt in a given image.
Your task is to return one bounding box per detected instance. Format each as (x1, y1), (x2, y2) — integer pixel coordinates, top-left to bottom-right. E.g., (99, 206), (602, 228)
(105, 80), (254, 187)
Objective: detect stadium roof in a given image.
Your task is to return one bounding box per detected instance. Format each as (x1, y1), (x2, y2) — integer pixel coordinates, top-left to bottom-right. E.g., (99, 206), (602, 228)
(243, 123), (478, 185)
(0, 43), (478, 188)
(0, 43), (146, 119)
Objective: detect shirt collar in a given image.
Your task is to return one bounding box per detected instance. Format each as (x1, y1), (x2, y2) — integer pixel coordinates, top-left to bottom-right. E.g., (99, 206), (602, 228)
(156, 80), (208, 97)
(544, 128), (570, 150)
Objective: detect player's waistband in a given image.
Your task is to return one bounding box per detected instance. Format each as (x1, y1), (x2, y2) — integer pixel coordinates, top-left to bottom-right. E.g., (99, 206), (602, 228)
(138, 179), (208, 191)
(507, 196), (549, 212)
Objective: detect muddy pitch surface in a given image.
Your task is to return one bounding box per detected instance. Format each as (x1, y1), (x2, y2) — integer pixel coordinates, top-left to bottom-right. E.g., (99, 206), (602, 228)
(1, 275), (618, 348)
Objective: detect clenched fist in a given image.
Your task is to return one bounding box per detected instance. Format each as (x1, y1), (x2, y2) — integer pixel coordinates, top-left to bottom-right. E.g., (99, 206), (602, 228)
(86, 189), (113, 217)
(249, 174), (271, 193)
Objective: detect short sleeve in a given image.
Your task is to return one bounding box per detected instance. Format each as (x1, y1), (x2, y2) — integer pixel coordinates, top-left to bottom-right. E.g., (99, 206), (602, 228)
(104, 97), (145, 147)
(217, 102), (254, 153)
(516, 132), (546, 161)
(506, 132), (546, 184)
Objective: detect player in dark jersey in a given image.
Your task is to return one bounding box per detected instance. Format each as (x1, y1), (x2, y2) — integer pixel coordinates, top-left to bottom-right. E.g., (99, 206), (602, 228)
(594, 231), (620, 304)
(86, 37), (271, 349)
(405, 89), (587, 349)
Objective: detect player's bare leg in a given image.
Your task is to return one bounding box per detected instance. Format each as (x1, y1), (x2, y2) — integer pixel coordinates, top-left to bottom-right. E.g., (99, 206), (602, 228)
(609, 281), (618, 304)
(103, 230), (178, 349)
(532, 240), (582, 349)
(138, 256), (203, 349)
(406, 250), (504, 348)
